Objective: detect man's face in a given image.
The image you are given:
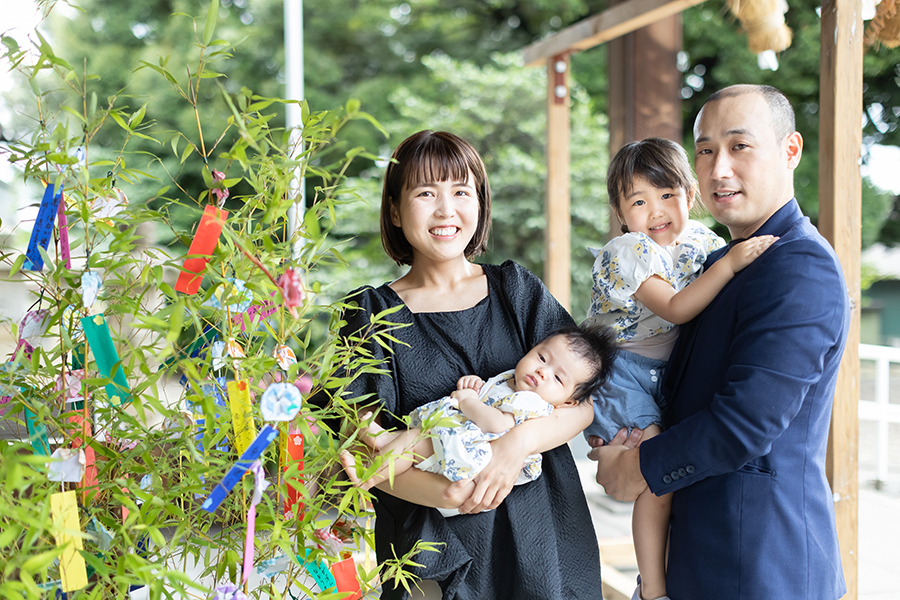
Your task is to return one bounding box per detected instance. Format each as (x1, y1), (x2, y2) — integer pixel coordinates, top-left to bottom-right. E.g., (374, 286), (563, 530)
(693, 92), (802, 240)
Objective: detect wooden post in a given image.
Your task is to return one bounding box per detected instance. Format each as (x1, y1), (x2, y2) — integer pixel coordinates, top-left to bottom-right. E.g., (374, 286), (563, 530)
(818, 0), (862, 597)
(607, 11), (682, 239)
(546, 54), (571, 310)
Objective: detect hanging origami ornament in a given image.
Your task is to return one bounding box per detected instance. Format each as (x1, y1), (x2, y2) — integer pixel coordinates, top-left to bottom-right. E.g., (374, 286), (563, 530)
(241, 461), (269, 585)
(276, 268), (305, 317)
(259, 382), (303, 422)
(57, 369), (86, 404)
(256, 554), (291, 579)
(79, 271), (103, 310)
(205, 278), (252, 312)
(210, 583), (248, 600)
(274, 345), (297, 371)
(48, 448), (86, 482)
(313, 527), (344, 557)
(19, 309), (50, 342)
(92, 187), (129, 221)
(211, 170), (230, 206)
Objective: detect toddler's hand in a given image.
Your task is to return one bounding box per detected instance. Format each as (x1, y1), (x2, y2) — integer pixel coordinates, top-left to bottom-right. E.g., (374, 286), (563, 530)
(725, 235), (778, 273)
(457, 375), (484, 392)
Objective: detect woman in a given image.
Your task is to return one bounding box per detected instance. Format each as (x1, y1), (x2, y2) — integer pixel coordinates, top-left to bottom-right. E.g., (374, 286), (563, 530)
(335, 130), (601, 599)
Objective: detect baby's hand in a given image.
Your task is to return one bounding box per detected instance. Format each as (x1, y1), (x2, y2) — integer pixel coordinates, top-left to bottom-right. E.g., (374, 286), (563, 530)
(457, 375), (484, 392)
(451, 388), (480, 403)
(724, 235), (778, 273)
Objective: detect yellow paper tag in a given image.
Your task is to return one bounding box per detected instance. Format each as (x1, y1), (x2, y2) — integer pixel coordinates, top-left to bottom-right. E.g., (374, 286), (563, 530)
(227, 380), (256, 455)
(50, 491), (88, 592)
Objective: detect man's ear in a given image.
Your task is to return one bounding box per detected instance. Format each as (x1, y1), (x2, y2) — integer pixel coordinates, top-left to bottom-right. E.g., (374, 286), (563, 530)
(786, 131), (803, 170)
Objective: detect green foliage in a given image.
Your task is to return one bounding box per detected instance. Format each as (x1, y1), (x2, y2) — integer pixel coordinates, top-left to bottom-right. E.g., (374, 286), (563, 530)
(0, 4), (431, 598)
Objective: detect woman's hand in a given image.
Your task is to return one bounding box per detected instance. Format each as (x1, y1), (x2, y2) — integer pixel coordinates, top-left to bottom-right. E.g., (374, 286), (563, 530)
(443, 429), (528, 513)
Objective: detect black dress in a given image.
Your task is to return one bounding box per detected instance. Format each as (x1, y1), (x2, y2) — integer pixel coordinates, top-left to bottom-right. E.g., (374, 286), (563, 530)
(338, 261), (603, 600)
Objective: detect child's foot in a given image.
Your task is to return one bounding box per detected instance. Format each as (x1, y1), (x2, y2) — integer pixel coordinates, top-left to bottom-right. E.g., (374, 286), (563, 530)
(358, 411), (390, 450)
(340, 450), (373, 491)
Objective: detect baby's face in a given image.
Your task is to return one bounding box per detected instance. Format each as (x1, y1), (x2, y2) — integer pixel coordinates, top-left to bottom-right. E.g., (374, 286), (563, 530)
(514, 335), (592, 407)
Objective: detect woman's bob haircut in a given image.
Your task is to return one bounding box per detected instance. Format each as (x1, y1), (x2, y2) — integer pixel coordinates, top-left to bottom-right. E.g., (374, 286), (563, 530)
(380, 130), (492, 266)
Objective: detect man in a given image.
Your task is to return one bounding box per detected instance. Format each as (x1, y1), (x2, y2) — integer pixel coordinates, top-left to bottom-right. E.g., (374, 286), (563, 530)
(590, 84), (849, 599)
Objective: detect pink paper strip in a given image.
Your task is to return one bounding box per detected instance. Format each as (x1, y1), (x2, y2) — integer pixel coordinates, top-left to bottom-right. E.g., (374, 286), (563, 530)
(57, 194), (72, 269)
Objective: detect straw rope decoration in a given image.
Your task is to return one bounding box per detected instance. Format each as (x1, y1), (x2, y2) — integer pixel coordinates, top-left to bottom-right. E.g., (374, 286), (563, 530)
(727, 0), (793, 53)
(866, 0), (900, 48)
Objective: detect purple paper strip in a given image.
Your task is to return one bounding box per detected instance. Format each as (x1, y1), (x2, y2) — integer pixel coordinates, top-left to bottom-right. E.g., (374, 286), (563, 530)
(57, 195), (72, 270)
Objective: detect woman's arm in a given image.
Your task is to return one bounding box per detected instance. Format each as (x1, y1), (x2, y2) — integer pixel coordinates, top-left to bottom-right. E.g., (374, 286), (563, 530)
(634, 235), (777, 325)
(448, 401), (594, 513)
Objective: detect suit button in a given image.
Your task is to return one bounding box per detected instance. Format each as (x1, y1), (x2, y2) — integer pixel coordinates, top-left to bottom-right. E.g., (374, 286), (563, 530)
(686, 465), (695, 474)
(663, 475), (672, 484)
(670, 470), (680, 480)
(678, 468), (687, 477)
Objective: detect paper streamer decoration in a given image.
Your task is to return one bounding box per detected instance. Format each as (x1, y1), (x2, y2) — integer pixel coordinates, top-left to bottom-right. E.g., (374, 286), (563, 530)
(81, 314), (131, 405)
(242, 461), (269, 586)
(298, 549), (337, 591)
(69, 406), (98, 499)
(331, 557), (362, 600)
(227, 380), (255, 456)
(174, 205), (229, 295)
(201, 425), (278, 513)
(284, 431), (304, 517)
(57, 195), (72, 270)
(25, 406), (50, 455)
(24, 183), (63, 271)
(50, 491), (88, 592)
(259, 382), (303, 422)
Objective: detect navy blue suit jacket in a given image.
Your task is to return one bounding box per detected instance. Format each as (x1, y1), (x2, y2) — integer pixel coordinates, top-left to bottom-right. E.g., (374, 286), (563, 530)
(639, 200), (849, 599)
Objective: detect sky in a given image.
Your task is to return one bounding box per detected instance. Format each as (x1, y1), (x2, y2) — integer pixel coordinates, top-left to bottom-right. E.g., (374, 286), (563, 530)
(1, 0), (899, 197)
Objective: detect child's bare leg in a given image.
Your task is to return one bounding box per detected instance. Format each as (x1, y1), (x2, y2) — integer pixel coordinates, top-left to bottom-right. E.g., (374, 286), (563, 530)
(356, 411), (398, 451)
(631, 424), (671, 599)
(632, 487), (672, 599)
(342, 429), (434, 491)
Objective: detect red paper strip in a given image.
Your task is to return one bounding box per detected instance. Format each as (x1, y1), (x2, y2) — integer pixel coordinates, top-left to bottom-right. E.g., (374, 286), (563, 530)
(174, 205), (229, 294)
(331, 557), (362, 600)
(284, 431), (304, 516)
(57, 193), (72, 269)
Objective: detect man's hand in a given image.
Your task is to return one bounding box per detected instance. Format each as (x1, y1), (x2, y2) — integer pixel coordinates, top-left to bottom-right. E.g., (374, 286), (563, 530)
(588, 427), (648, 501)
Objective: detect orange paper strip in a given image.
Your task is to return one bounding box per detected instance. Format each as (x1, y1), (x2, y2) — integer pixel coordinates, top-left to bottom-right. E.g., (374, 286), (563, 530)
(69, 407), (98, 501)
(50, 491), (88, 592)
(174, 205), (228, 294)
(284, 431), (304, 516)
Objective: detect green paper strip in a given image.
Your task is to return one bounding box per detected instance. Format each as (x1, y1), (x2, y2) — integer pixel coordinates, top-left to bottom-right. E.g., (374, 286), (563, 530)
(81, 314), (130, 405)
(25, 406), (51, 455)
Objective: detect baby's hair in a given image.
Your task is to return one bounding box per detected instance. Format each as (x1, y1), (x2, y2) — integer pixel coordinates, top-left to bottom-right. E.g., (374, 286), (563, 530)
(606, 137), (697, 233)
(540, 322), (618, 404)
(380, 130), (492, 266)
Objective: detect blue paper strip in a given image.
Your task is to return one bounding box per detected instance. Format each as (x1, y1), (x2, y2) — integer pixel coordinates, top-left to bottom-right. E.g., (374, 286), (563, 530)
(25, 184), (64, 271)
(200, 425), (278, 513)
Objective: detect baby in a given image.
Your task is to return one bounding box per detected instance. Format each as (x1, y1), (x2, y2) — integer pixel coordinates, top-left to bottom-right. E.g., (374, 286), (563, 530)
(340, 323), (616, 503)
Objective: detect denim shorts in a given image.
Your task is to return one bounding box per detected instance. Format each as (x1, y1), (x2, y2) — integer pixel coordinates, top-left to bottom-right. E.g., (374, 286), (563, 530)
(582, 349), (668, 442)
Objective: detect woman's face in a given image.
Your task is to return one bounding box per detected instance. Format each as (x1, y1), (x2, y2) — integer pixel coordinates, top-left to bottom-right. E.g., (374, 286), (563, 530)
(391, 169), (480, 265)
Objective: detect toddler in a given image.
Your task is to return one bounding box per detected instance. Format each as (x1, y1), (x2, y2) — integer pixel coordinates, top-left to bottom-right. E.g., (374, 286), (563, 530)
(341, 323), (616, 515)
(585, 138), (777, 600)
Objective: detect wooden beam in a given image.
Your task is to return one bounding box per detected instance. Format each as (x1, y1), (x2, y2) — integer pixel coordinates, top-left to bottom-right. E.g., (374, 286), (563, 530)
(523, 0), (707, 67)
(546, 55), (571, 310)
(818, 0), (862, 597)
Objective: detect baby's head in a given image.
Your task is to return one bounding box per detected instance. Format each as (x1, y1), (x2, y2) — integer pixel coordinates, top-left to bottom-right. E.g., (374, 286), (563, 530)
(607, 137), (698, 247)
(514, 323), (618, 407)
